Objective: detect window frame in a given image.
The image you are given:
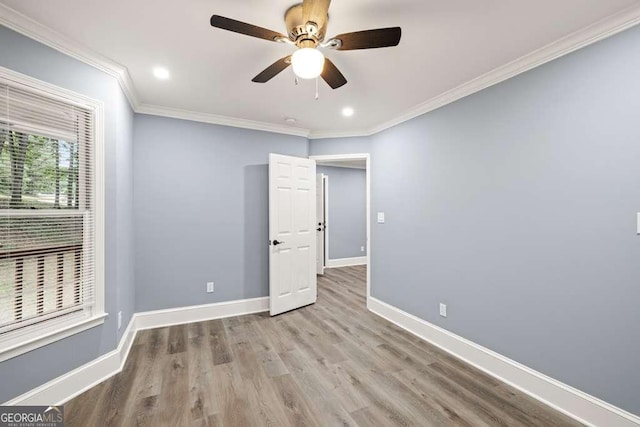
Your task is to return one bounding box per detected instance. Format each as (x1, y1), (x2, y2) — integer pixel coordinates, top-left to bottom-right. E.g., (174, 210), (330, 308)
(0, 66), (105, 362)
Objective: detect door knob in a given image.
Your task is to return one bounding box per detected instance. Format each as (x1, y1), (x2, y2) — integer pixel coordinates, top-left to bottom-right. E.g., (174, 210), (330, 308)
(273, 240), (284, 246)
(317, 227), (322, 231)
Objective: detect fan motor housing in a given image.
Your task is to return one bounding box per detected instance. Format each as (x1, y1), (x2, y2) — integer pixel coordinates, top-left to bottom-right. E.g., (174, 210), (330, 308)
(285, 3), (328, 46)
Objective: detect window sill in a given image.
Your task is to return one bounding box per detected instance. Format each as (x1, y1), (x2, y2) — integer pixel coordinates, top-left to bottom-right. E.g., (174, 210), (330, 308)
(0, 312), (108, 362)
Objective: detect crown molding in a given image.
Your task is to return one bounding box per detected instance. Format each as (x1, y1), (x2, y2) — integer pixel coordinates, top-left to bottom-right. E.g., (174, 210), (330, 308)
(361, 3), (640, 138)
(308, 128), (375, 140)
(0, 3), (140, 109)
(136, 103), (310, 138)
(2, 2), (640, 140)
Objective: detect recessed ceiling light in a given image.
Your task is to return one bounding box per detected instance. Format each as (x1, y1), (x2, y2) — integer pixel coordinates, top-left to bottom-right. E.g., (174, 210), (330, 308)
(342, 107), (354, 117)
(153, 67), (170, 80)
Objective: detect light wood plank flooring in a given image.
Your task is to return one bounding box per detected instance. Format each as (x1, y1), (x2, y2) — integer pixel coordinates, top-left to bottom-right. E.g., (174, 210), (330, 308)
(65, 266), (582, 426)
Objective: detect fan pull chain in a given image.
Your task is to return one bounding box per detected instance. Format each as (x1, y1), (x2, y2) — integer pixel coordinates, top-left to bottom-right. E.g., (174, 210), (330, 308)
(315, 77), (319, 100)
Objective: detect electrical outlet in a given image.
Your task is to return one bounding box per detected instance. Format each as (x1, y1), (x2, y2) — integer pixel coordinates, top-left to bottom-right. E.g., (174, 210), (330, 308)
(439, 303), (447, 318)
(360, 246), (365, 252)
(207, 282), (215, 293)
(117, 311), (122, 330)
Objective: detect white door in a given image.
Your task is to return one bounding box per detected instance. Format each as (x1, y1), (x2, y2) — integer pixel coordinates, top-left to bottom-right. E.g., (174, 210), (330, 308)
(269, 154), (317, 316)
(316, 174), (325, 275)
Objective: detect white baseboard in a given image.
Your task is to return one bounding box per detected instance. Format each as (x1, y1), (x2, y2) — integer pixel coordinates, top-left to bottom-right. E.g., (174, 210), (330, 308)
(4, 297), (269, 406)
(326, 256), (368, 268)
(134, 297), (269, 331)
(4, 315), (137, 406)
(11, 350), (121, 407)
(368, 297), (640, 427)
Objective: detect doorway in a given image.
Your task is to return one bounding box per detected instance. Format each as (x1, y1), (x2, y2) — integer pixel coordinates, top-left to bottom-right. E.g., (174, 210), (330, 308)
(310, 154), (371, 306)
(267, 153), (370, 316)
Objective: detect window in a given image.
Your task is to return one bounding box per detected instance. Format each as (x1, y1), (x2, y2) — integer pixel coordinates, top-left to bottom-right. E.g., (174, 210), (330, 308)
(0, 68), (104, 361)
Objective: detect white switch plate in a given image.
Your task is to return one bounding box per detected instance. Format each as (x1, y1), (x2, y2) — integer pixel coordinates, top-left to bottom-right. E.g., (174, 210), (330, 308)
(439, 303), (447, 318)
(117, 311), (122, 330)
(637, 213), (640, 234)
(207, 282), (215, 293)
(377, 212), (385, 224)
(360, 246), (365, 252)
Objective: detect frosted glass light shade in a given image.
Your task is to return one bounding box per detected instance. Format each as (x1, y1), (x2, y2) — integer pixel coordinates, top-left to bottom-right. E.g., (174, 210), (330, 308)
(291, 48), (325, 79)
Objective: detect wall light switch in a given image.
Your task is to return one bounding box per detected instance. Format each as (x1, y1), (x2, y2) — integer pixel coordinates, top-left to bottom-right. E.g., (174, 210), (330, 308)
(207, 282), (215, 293)
(439, 303), (447, 318)
(637, 213), (640, 234)
(377, 212), (385, 224)
(361, 246), (365, 252)
(117, 311), (122, 330)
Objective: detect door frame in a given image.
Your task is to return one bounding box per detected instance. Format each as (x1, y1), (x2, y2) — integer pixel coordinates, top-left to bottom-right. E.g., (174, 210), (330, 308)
(309, 153), (371, 307)
(316, 173), (328, 275)
(322, 174), (329, 269)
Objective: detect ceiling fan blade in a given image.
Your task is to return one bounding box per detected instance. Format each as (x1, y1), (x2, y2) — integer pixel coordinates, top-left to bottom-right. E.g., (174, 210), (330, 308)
(210, 15), (287, 42)
(321, 58), (347, 89)
(331, 27), (401, 50)
(302, 0), (331, 29)
(252, 56), (292, 83)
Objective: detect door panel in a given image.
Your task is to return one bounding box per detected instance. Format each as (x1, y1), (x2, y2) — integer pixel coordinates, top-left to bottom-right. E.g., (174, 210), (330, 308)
(269, 154), (317, 316)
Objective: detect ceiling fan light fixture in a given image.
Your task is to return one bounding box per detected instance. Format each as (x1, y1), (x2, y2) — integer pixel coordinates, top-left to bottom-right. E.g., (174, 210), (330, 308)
(291, 48), (325, 80)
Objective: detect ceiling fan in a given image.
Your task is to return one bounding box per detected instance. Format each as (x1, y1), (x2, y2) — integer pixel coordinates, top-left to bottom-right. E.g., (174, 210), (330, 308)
(210, 0), (402, 89)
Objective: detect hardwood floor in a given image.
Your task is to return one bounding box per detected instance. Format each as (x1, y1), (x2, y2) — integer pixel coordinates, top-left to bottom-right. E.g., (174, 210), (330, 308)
(65, 266), (582, 426)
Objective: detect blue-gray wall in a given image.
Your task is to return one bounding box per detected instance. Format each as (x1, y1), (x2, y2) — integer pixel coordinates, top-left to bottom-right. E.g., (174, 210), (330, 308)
(0, 25), (135, 402)
(311, 25), (640, 415)
(317, 166), (366, 259)
(133, 115), (308, 311)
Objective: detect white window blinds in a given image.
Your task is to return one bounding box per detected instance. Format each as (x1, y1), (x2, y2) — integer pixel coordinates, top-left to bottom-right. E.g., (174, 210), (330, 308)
(0, 82), (96, 335)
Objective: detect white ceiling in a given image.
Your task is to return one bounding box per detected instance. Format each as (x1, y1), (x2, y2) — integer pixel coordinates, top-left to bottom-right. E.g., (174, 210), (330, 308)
(1, 0), (639, 136)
